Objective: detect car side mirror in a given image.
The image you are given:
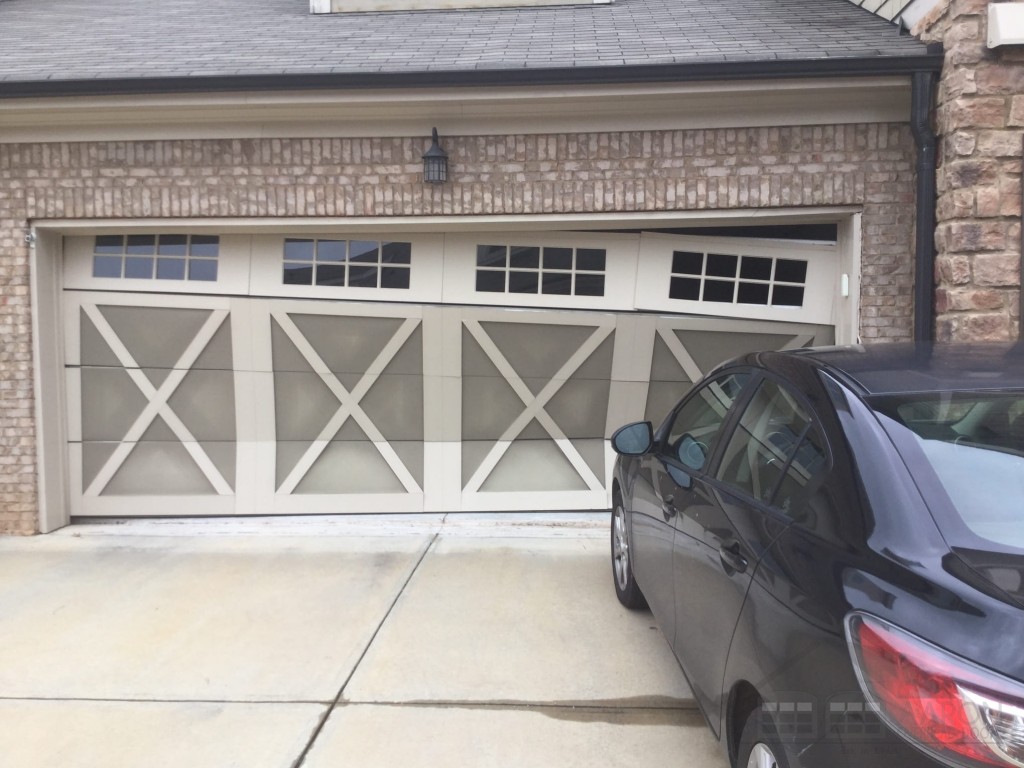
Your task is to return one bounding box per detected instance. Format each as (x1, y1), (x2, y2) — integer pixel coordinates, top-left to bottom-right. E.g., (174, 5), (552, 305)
(611, 421), (654, 456)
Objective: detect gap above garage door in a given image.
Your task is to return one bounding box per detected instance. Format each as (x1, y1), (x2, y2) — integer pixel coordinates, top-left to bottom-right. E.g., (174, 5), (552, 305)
(62, 230), (838, 516)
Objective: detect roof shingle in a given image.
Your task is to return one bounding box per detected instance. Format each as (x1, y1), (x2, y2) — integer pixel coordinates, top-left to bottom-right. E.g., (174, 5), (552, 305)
(0, 0), (935, 90)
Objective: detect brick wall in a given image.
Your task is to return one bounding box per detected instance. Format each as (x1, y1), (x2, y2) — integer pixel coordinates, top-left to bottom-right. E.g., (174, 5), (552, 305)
(917, 0), (1024, 340)
(0, 123), (916, 533)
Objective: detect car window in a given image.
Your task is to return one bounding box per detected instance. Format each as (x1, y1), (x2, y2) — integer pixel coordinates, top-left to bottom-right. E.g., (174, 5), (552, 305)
(869, 391), (1024, 549)
(662, 372), (751, 471)
(716, 378), (829, 514)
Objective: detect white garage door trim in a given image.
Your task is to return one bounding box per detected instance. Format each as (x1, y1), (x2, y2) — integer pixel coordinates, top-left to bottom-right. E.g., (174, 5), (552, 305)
(48, 222), (847, 524)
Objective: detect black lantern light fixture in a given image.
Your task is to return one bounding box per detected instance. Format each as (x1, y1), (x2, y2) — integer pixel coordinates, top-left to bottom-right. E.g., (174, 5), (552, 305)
(422, 127), (448, 184)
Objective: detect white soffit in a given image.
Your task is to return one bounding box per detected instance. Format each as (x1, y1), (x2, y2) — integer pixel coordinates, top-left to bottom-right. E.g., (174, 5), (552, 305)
(0, 78), (912, 143)
(989, 4), (1024, 48)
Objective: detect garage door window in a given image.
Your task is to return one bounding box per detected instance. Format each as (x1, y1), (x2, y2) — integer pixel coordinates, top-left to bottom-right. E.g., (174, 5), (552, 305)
(92, 235), (219, 282)
(283, 239), (412, 289)
(669, 250), (807, 308)
(475, 244), (606, 297)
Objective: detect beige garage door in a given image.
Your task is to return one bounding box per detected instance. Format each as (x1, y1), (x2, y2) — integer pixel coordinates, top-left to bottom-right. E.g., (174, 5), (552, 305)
(62, 231), (836, 516)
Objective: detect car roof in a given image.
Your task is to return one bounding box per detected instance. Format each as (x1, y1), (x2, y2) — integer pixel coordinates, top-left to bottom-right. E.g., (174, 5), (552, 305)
(769, 343), (1024, 396)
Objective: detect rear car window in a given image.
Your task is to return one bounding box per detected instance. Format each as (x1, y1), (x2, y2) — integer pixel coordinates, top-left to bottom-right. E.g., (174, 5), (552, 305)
(870, 391), (1024, 549)
(716, 378), (829, 514)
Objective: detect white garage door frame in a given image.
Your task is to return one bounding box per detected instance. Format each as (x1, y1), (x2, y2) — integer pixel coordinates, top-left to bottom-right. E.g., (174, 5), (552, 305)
(30, 208), (863, 531)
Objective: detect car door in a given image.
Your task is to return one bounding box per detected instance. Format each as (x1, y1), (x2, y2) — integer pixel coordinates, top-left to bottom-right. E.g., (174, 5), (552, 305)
(639, 371), (751, 647)
(669, 376), (829, 732)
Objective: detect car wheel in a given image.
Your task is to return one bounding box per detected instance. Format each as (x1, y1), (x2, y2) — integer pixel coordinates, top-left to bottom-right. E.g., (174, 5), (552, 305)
(737, 710), (792, 768)
(611, 499), (647, 609)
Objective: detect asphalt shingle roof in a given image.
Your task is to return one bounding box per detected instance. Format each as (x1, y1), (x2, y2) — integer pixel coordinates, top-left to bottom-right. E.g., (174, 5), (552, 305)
(0, 0), (936, 93)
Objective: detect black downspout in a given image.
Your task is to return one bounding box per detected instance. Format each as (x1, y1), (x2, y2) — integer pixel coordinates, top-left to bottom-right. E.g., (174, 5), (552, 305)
(911, 69), (938, 342)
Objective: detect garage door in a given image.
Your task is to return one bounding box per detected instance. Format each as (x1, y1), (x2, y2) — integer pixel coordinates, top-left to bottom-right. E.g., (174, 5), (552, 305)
(63, 231), (836, 516)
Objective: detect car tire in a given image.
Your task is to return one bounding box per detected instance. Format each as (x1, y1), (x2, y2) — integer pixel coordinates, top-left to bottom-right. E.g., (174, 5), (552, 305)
(736, 709), (793, 768)
(611, 499), (647, 610)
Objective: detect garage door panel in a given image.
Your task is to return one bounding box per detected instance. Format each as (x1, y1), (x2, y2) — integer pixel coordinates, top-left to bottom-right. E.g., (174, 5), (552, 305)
(459, 375), (523, 441)
(545, 378), (613, 438)
(273, 371), (344, 441)
(101, 441), (222, 496)
(478, 439), (590, 493)
(166, 369), (236, 442)
(91, 305), (223, 371)
(80, 367), (152, 441)
(670, 328), (813, 373)
(289, 440), (409, 495)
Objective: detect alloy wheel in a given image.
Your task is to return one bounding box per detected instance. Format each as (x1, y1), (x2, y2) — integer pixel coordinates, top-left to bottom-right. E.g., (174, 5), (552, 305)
(612, 504), (630, 591)
(746, 743), (779, 768)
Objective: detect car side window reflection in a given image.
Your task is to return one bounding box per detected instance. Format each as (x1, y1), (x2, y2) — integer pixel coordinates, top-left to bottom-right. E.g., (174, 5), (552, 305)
(662, 372), (751, 471)
(716, 379), (829, 515)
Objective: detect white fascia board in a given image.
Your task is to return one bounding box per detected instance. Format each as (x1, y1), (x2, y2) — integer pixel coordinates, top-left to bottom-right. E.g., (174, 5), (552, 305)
(0, 77), (911, 143)
(34, 207), (860, 236)
(989, 4), (1024, 48)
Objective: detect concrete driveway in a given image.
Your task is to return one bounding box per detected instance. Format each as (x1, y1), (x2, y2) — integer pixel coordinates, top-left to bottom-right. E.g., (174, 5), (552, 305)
(0, 514), (729, 768)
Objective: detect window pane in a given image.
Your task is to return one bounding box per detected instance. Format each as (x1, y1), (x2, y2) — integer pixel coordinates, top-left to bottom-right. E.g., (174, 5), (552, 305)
(737, 282), (770, 305)
(669, 277), (700, 301)
(476, 270), (505, 293)
(348, 265), (379, 288)
(315, 264), (346, 286)
(188, 259), (218, 282)
(189, 235), (220, 257)
(283, 263), (313, 285)
(509, 246), (540, 269)
(157, 258), (186, 280)
(740, 257), (773, 280)
(381, 267), (411, 289)
(349, 241), (379, 264)
(477, 245), (507, 268)
(317, 240), (347, 263)
(574, 273), (605, 296)
(775, 259), (808, 284)
(543, 247), (573, 271)
(93, 255), (122, 278)
(772, 286), (805, 307)
(124, 257), (154, 278)
(703, 279), (735, 303)
(576, 248), (606, 272)
(663, 372), (751, 471)
(382, 242), (412, 265)
(706, 253), (738, 278)
(509, 270), (539, 294)
(158, 235), (188, 256)
(774, 426), (828, 517)
(542, 272), (572, 295)
(672, 251), (703, 275)
(94, 235), (124, 254)
(716, 379), (815, 506)
(126, 235), (156, 255)
(285, 239), (315, 261)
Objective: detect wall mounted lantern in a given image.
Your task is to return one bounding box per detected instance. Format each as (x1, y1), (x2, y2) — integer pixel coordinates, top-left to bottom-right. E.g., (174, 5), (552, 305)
(422, 128), (449, 184)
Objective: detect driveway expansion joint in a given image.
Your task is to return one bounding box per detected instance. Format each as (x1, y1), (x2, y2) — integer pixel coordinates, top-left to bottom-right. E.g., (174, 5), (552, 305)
(291, 532), (438, 768)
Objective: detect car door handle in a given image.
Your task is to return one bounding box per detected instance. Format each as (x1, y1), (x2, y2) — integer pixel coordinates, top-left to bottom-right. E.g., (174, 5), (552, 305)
(662, 494), (677, 520)
(719, 540), (748, 574)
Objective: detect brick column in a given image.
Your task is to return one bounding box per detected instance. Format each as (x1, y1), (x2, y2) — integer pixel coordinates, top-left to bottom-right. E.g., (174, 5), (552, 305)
(918, 0), (1024, 340)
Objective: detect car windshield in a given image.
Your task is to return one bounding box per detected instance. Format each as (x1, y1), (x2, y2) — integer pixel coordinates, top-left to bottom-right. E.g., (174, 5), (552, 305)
(869, 391), (1024, 550)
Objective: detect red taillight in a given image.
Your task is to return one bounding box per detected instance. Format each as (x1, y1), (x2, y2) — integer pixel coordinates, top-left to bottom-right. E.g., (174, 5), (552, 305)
(847, 613), (1024, 768)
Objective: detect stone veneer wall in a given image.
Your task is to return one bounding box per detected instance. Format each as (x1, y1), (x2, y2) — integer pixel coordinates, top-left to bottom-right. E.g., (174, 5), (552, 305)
(917, 0), (1024, 340)
(0, 123), (916, 533)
